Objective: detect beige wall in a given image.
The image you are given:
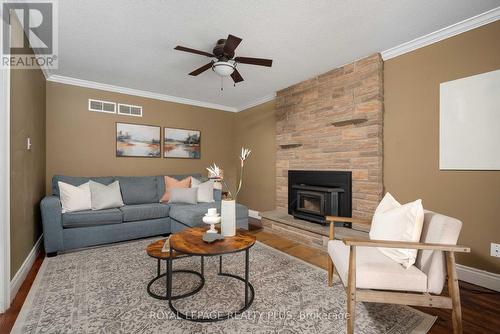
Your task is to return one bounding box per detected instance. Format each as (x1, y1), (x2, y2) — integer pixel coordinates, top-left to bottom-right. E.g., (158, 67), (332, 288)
(45, 82), (237, 194)
(234, 100), (276, 212)
(384, 21), (500, 273)
(10, 19), (46, 278)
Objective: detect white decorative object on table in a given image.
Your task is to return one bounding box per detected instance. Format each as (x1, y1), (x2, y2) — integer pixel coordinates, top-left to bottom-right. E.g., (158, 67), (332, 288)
(221, 199), (236, 237)
(206, 147), (252, 238)
(202, 209), (220, 234)
(161, 236), (171, 253)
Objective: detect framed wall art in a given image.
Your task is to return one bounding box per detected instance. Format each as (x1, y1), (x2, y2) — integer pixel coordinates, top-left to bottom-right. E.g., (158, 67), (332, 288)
(116, 122), (161, 158)
(164, 127), (201, 159)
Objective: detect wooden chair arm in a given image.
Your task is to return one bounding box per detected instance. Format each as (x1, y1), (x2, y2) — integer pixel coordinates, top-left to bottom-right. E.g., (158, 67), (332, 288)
(328, 216), (371, 240)
(342, 238), (470, 253)
(326, 215), (371, 225)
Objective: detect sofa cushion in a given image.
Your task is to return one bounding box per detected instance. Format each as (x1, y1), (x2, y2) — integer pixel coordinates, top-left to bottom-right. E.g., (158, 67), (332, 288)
(191, 178), (215, 203)
(169, 202), (248, 227)
(90, 180), (124, 210)
(369, 192), (424, 268)
(328, 239), (428, 293)
(52, 175), (115, 197)
(116, 176), (159, 205)
(160, 176), (191, 203)
(120, 203), (170, 222)
(415, 210), (462, 295)
(169, 188), (198, 204)
(62, 208), (123, 228)
(58, 181), (92, 213)
(157, 174), (202, 201)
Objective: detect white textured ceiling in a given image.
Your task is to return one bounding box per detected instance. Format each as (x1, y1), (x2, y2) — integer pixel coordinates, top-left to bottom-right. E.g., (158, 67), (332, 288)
(52, 0), (500, 110)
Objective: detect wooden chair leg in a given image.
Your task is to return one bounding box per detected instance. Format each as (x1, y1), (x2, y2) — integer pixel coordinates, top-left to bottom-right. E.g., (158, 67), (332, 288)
(346, 246), (356, 334)
(328, 222), (335, 287)
(327, 256), (334, 287)
(446, 251), (463, 334)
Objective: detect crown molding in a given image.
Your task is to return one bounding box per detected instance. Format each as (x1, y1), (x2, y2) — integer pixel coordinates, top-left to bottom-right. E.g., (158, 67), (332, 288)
(237, 93), (276, 111)
(381, 6), (500, 60)
(46, 75), (238, 112)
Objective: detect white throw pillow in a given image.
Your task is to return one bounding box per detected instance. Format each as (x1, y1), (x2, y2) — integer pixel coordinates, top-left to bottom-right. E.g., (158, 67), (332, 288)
(169, 188), (198, 204)
(89, 180), (124, 210)
(369, 192), (424, 268)
(58, 181), (92, 213)
(191, 178), (215, 203)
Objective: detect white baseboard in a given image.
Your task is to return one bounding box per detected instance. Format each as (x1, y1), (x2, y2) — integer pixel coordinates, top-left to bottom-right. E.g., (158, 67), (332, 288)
(456, 264), (500, 292)
(248, 209), (261, 220)
(10, 235), (43, 302)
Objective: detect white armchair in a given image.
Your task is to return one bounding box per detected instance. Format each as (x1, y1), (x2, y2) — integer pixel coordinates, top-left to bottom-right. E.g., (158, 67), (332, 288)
(326, 211), (470, 334)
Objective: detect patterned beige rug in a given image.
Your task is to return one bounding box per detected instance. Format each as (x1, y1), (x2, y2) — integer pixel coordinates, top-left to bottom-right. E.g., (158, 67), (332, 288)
(12, 239), (436, 333)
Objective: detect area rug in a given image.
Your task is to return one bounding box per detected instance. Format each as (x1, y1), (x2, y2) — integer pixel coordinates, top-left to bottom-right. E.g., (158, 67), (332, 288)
(12, 239), (436, 333)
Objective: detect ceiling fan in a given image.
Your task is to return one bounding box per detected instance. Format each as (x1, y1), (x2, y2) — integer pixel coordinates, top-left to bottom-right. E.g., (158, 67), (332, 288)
(174, 34), (273, 85)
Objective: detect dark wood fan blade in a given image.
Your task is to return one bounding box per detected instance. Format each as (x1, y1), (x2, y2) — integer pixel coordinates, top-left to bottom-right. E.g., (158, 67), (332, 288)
(234, 56), (273, 67)
(174, 45), (214, 58)
(231, 69), (244, 83)
(223, 34), (242, 54)
(189, 62), (213, 76)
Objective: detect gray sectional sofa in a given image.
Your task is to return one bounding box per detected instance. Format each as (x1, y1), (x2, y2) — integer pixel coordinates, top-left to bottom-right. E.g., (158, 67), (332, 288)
(41, 174), (249, 256)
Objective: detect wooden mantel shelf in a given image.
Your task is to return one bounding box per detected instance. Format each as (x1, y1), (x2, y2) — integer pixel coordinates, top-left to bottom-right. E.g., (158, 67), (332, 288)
(279, 143), (303, 149)
(331, 118), (367, 127)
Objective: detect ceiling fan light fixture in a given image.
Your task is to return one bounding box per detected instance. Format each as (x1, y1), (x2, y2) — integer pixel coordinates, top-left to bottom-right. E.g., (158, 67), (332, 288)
(174, 34), (272, 84)
(212, 61), (235, 77)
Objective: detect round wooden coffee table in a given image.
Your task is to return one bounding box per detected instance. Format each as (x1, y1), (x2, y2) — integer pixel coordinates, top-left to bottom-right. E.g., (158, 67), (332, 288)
(167, 227), (256, 322)
(146, 238), (204, 300)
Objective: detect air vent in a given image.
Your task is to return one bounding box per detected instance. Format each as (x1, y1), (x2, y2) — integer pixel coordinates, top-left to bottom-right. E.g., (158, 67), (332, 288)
(88, 99), (116, 114)
(118, 103), (143, 117)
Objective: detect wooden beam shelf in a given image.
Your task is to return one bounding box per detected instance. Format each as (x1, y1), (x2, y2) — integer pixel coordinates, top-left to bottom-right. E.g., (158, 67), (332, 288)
(279, 143), (303, 149)
(331, 118), (367, 127)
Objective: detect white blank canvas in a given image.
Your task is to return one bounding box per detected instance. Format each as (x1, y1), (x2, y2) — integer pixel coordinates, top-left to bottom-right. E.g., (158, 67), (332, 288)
(440, 69), (500, 170)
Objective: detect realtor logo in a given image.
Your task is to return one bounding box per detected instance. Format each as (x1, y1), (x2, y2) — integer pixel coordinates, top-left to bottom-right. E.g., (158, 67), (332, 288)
(1, 0), (58, 69)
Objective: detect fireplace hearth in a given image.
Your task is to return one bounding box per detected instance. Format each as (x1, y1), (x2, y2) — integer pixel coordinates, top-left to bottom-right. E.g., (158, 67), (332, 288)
(288, 170), (352, 224)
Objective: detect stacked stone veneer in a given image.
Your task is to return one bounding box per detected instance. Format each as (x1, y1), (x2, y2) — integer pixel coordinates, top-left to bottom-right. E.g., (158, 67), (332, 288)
(275, 53), (383, 219)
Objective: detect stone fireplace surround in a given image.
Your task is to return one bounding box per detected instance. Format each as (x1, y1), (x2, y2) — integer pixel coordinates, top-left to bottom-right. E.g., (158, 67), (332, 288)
(261, 53), (383, 247)
(276, 53), (383, 219)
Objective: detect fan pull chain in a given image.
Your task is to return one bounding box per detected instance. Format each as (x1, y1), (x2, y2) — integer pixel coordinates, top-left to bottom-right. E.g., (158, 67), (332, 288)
(221, 76), (223, 91)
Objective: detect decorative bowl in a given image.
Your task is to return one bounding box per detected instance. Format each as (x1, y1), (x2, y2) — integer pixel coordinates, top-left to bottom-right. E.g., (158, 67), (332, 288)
(202, 215), (221, 234)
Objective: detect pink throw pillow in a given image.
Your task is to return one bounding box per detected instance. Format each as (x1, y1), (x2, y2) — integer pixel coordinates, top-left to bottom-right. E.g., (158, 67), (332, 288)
(160, 176), (191, 203)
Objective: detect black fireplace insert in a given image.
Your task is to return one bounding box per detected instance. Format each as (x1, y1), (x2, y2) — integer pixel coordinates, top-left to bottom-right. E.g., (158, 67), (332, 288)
(288, 170), (352, 224)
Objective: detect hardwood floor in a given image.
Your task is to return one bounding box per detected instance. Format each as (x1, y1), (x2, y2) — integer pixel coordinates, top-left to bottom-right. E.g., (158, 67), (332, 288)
(1, 220), (498, 334)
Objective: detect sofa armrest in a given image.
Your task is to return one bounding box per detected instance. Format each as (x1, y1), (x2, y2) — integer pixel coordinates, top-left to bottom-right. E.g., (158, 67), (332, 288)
(40, 196), (64, 253)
